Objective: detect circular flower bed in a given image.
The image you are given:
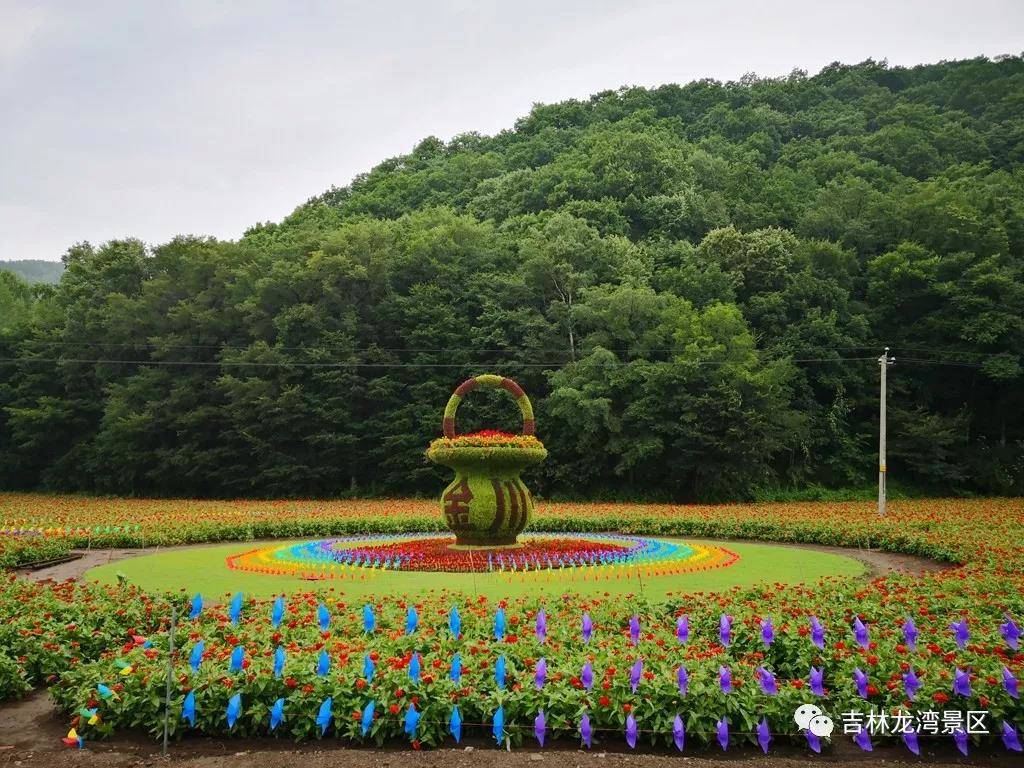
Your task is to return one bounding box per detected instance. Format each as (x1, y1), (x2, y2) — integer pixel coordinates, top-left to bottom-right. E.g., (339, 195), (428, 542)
(224, 533), (739, 576)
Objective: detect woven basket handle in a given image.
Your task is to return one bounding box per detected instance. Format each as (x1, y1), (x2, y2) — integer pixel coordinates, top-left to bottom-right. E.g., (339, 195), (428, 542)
(442, 374), (535, 439)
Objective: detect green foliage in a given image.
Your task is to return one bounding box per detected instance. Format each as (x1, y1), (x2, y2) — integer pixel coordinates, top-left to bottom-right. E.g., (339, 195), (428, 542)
(2, 57), (1024, 498)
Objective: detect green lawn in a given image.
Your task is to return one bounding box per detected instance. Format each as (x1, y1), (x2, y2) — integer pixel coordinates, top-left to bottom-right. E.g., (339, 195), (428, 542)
(84, 538), (866, 600)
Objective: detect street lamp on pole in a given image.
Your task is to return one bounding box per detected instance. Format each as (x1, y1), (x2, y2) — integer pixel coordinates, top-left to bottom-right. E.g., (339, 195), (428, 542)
(878, 347), (896, 516)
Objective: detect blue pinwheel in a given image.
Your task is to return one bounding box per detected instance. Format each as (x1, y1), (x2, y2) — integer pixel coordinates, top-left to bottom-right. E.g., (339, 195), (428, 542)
(316, 697), (332, 735)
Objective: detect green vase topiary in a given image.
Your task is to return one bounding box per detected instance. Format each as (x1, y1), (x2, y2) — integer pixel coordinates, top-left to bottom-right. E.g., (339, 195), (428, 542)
(425, 374), (547, 545)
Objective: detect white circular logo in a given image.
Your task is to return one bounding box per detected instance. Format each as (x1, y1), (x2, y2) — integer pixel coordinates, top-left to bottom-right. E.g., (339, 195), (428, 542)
(809, 714), (835, 738)
(794, 704), (822, 730)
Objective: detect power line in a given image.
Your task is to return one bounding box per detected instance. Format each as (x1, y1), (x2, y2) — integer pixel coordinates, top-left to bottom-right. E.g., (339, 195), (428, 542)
(0, 356), (882, 369)
(8, 340), (993, 355)
(897, 357), (987, 368)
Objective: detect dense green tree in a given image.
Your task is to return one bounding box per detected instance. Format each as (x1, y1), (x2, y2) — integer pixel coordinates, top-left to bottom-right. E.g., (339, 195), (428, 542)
(2, 56), (1024, 498)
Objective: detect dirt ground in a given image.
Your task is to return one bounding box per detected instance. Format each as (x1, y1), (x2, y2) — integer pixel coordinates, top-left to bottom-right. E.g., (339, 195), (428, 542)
(0, 689), (1016, 768)
(5, 540), (965, 767)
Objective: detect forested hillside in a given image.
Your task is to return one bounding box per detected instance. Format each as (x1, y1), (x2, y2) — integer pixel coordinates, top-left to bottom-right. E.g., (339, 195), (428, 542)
(1, 57), (1023, 500)
(0, 260), (64, 284)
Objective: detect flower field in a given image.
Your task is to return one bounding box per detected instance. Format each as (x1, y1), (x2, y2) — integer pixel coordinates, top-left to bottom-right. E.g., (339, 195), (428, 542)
(0, 495), (1023, 756)
(0, 494), (1014, 561)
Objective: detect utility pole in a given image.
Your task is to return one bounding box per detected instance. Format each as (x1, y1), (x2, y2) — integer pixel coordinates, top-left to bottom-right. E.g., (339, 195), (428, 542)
(878, 347), (895, 516)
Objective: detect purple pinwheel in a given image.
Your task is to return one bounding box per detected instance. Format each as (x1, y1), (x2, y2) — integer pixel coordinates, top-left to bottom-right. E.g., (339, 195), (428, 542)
(534, 658), (546, 690)
(854, 667), (869, 698)
(625, 713), (638, 749)
(903, 731), (920, 756)
(756, 718), (771, 754)
(950, 618), (970, 649)
(535, 610), (547, 644)
(953, 667), (972, 697)
(904, 669), (921, 700)
(719, 614), (732, 646)
(677, 665), (689, 696)
(581, 716), (598, 753)
(810, 616), (825, 649)
(672, 715), (684, 752)
(903, 617), (919, 650)
(853, 617), (869, 649)
(629, 615), (640, 646)
(1003, 666), (1019, 699)
(719, 665), (732, 694)
(810, 666), (825, 696)
(676, 615), (689, 644)
(580, 713), (593, 749)
(761, 618), (774, 647)
(1003, 721), (1022, 752)
(954, 728), (968, 756)
(581, 662), (593, 690)
(757, 667), (778, 696)
(630, 658), (643, 693)
(854, 728), (873, 752)
(582, 613), (593, 643)
(1001, 614), (1021, 650)
(806, 730), (821, 753)
(534, 711), (546, 747)
(716, 718), (729, 751)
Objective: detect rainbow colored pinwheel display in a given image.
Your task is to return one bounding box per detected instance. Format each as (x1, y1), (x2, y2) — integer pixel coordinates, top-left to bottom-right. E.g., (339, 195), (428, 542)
(225, 533), (738, 580)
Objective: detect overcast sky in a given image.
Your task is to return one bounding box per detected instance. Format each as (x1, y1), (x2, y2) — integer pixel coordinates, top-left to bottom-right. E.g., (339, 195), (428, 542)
(1, 0), (1021, 262)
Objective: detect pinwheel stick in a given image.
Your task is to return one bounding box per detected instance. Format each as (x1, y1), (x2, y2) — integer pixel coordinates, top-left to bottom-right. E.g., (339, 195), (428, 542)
(162, 605), (176, 756)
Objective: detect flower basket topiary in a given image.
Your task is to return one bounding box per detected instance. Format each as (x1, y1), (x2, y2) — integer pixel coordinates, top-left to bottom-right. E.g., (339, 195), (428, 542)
(426, 374), (547, 545)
